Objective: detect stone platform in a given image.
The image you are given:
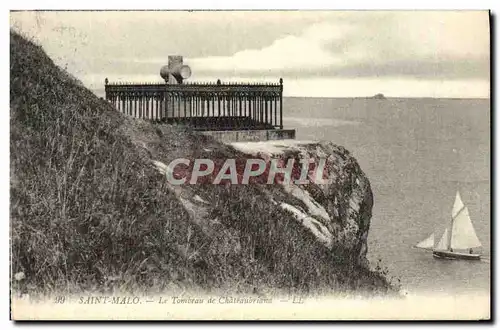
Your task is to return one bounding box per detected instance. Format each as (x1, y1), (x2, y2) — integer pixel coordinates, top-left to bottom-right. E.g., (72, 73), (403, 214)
(201, 129), (296, 143)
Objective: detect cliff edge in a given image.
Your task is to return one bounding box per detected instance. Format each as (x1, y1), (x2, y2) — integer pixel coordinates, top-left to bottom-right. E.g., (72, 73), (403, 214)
(10, 31), (393, 297)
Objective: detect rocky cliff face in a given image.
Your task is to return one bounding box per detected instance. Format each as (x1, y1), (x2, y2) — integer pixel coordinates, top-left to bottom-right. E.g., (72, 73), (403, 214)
(230, 140), (374, 267)
(152, 139), (374, 269)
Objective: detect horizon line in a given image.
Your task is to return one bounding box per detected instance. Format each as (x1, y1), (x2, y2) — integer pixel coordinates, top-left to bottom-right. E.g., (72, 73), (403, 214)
(90, 88), (489, 100)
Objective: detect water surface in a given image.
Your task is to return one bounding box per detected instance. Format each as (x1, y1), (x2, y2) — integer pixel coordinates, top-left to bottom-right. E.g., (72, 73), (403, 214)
(283, 97), (490, 295)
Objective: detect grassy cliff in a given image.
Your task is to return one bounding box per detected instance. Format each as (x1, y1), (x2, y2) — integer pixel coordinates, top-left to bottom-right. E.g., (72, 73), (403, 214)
(10, 31), (394, 297)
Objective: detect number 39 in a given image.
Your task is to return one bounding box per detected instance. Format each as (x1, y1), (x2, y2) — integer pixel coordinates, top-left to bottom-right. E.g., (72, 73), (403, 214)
(54, 296), (65, 304)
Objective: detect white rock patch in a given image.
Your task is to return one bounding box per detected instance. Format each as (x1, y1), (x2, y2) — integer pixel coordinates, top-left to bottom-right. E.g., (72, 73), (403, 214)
(283, 185), (331, 222)
(230, 139), (318, 157)
(152, 160), (169, 175)
(280, 202), (333, 248)
(193, 194), (209, 204)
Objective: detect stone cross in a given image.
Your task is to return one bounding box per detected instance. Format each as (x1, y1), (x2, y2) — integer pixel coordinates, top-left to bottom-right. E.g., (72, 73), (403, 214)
(160, 56), (192, 84)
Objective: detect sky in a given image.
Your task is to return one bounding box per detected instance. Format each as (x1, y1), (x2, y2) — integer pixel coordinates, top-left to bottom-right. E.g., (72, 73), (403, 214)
(10, 10), (490, 98)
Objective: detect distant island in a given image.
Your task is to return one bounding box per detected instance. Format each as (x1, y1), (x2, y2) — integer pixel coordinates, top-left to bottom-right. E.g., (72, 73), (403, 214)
(372, 93), (386, 99)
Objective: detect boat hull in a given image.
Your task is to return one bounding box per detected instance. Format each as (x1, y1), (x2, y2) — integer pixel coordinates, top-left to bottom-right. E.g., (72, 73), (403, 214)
(432, 250), (481, 260)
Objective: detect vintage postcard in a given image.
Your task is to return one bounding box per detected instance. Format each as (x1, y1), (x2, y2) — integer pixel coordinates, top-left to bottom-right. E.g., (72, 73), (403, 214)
(9, 10), (491, 320)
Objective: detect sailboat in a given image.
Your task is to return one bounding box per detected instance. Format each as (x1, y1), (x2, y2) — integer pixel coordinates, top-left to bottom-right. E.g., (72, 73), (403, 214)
(415, 191), (482, 260)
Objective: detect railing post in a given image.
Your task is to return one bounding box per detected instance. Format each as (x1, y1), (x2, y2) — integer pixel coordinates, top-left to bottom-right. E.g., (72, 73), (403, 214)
(177, 92), (181, 118)
(274, 93), (277, 128)
(279, 78), (283, 129)
(165, 91), (169, 120)
(104, 78), (109, 101)
(185, 92), (188, 118)
(265, 94), (268, 127)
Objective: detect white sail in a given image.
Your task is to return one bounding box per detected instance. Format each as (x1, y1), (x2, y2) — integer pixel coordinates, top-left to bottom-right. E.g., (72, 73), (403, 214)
(416, 233), (435, 250)
(450, 192), (481, 249)
(435, 228), (449, 251)
(451, 191), (465, 219)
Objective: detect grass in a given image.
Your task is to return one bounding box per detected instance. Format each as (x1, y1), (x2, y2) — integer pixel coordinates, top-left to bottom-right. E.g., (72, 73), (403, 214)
(10, 30), (396, 297)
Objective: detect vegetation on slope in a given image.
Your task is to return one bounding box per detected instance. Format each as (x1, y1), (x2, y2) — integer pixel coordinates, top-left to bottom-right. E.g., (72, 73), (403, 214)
(10, 30), (394, 296)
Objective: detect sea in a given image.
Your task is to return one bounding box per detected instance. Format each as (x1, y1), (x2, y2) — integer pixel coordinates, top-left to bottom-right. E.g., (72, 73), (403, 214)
(283, 97), (491, 297)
